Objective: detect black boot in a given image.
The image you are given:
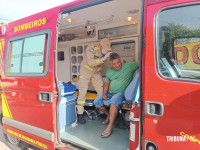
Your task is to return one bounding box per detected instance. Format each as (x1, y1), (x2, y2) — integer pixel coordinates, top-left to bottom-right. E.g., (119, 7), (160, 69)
(77, 114), (86, 124)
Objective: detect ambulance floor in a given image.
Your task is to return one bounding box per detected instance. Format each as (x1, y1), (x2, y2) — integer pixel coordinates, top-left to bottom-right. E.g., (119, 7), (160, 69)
(60, 117), (129, 150)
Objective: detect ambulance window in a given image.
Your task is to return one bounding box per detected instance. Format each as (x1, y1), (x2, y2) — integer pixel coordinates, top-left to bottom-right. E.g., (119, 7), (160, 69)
(9, 40), (23, 73)
(6, 31), (50, 76)
(157, 5), (200, 80)
(22, 34), (46, 73)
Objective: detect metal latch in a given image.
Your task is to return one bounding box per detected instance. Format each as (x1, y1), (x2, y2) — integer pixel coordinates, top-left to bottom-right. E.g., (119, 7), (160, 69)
(38, 92), (53, 102)
(145, 101), (164, 116)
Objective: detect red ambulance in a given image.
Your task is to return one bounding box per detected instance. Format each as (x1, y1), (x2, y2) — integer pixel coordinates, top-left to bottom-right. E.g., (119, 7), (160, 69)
(0, 0), (200, 150)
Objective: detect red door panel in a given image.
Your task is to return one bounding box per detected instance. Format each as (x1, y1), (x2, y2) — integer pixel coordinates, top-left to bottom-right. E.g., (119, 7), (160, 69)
(142, 0), (200, 149)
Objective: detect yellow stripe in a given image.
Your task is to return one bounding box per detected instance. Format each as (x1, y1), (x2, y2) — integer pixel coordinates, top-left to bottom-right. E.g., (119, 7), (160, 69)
(1, 81), (13, 118)
(2, 93), (13, 118)
(0, 39), (13, 118)
(77, 100), (85, 105)
(84, 65), (93, 71)
(0, 39), (5, 74)
(0, 39), (5, 55)
(86, 92), (97, 100)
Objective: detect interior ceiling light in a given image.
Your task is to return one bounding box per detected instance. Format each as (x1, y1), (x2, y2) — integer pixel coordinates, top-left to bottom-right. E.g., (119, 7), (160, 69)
(125, 16), (134, 22)
(127, 17), (133, 22)
(67, 18), (72, 23)
(124, 16), (137, 24)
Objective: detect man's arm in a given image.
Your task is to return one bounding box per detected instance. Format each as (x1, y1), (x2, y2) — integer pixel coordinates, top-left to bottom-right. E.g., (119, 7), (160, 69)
(103, 82), (110, 100)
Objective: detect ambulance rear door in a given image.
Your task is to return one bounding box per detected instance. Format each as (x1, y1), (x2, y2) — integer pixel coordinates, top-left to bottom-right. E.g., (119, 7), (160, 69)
(142, 0), (200, 149)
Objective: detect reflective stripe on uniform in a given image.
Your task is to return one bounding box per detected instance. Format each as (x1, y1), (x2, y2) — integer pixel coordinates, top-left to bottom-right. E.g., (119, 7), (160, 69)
(77, 100), (85, 106)
(84, 65), (93, 71)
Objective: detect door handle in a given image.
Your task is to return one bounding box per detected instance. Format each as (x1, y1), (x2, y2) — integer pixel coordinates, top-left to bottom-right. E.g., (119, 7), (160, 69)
(145, 101), (164, 116)
(38, 92), (53, 103)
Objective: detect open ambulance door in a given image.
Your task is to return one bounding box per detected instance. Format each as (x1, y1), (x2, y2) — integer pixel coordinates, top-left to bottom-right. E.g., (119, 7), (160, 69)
(0, 1), (111, 150)
(142, 0), (200, 149)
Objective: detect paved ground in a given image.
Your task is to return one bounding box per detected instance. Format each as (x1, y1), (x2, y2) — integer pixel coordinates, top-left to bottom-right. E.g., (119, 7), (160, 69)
(0, 141), (11, 150)
(0, 125), (11, 150)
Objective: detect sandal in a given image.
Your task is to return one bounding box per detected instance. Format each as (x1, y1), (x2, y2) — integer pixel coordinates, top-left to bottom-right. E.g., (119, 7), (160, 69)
(101, 119), (109, 125)
(101, 130), (112, 138)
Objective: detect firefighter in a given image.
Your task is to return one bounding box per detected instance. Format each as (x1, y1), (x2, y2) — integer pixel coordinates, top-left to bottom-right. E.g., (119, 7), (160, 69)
(77, 38), (112, 124)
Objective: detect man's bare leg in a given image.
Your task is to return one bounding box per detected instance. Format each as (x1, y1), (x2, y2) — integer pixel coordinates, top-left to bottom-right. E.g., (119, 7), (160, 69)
(99, 106), (110, 123)
(103, 104), (118, 134)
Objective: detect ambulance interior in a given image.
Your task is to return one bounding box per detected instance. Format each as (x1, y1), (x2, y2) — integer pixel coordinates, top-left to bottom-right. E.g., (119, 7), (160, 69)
(56, 0), (141, 149)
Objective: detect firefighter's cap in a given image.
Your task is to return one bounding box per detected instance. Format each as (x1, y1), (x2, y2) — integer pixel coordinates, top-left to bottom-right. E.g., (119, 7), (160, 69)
(100, 38), (111, 52)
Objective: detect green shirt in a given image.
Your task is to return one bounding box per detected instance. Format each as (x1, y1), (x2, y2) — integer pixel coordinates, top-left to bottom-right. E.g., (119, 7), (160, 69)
(105, 62), (139, 93)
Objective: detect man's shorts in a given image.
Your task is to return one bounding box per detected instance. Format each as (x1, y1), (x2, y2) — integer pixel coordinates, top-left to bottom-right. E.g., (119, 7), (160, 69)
(94, 92), (124, 108)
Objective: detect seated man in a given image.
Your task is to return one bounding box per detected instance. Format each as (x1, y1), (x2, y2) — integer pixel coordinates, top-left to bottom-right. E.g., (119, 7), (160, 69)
(94, 53), (138, 138)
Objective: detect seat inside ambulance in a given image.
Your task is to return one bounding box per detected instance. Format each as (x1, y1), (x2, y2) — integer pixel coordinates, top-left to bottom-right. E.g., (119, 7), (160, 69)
(56, 0), (141, 149)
